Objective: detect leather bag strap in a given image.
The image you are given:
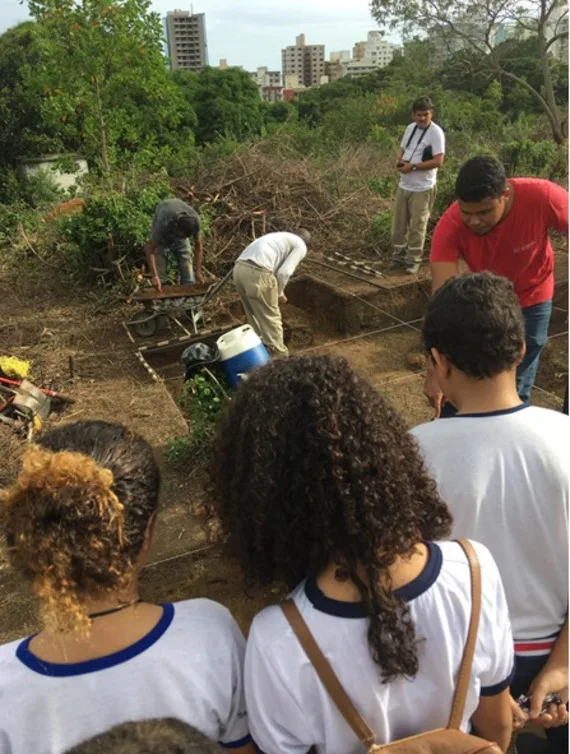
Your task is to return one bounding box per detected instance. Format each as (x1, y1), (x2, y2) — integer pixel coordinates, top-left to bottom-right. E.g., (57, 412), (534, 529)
(448, 538), (482, 729)
(281, 600), (377, 749)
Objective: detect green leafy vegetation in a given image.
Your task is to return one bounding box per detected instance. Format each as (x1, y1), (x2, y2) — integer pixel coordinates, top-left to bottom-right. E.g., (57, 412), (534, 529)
(166, 371), (228, 466)
(0, 0), (566, 277)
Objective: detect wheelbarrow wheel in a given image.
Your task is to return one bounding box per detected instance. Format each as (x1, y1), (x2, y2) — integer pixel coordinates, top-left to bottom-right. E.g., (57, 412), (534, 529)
(131, 313), (157, 337)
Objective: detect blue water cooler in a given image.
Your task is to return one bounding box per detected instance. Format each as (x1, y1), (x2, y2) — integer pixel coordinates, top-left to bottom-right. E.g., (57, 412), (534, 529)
(216, 325), (270, 388)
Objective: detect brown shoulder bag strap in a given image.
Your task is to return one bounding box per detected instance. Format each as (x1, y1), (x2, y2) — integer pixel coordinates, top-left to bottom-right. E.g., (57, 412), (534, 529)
(281, 600), (377, 749)
(448, 538), (482, 729)
(281, 538), (481, 747)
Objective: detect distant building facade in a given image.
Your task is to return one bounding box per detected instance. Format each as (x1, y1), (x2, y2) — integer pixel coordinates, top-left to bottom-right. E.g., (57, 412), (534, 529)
(356, 30), (395, 67)
(343, 59), (383, 77)
(252, 66), (281, 87)
(249, 66), (283, 101)
(330, 50), (351, 64)
(164, 10), (208, 71)
(282, 34), (325, 88)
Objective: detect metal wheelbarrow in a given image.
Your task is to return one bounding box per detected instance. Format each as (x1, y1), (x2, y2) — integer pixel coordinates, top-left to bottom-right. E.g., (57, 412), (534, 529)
(126, 269), (233, 338)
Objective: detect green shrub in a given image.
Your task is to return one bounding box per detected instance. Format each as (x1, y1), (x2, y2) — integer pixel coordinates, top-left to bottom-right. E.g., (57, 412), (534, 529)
(0, 167), (21, 205)
(57, 178), (171, 280)
(368, 175), (397, 199)
(367, 125), (394, 150)
(499, 139), (567, 180)
(0, 202), (43, 248)
(321, 95), (379, 146)
(370, 211), (393, 244)
(166, 370), (228, 466)
(18, 169), (63, 208)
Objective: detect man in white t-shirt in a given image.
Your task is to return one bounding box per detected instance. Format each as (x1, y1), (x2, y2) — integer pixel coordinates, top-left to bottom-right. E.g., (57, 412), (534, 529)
(410, 272), (569, 752)
(233, 230), (310, 356)
(391, 96), (446, 275)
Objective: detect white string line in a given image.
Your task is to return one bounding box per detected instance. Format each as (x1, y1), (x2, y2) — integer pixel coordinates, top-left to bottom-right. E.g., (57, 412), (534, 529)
(300, 318), (423, 354)
(144, 543), (217, 570)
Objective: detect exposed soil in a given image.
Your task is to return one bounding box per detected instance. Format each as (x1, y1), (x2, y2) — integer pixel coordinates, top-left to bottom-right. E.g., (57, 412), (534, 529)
(0, 247), (567, 644)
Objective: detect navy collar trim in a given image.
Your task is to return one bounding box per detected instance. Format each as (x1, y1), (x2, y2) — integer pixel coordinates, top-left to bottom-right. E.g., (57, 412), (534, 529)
(16, 603), (174, 677)
(449, 403), (530, 419)
(304, 542), (442, 618)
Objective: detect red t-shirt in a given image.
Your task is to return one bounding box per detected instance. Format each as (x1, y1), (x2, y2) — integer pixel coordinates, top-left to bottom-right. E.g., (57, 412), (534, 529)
(430, 178), (568, 307)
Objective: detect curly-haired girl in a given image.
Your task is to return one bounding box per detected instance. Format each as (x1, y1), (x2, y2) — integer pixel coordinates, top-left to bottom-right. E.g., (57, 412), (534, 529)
(0, 420), (254, 754)
(209, 355), (514, 754)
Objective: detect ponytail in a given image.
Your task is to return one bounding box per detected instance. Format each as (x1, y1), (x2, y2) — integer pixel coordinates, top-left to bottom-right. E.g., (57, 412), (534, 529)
(1, 446), (130, 633)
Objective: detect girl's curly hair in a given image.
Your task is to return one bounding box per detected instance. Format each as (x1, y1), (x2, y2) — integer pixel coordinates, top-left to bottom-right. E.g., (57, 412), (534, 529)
(0, 420), (160, 634)
(209, 354), (452, 681)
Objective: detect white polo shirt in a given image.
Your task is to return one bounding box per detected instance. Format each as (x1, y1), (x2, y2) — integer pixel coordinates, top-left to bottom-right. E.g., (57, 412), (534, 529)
(245, 540), (514, 754)
(0, 599), (250, 754)
(237, 232), (307, 295)
(399, 122), (445, 192)
(411, 404), (569, 659)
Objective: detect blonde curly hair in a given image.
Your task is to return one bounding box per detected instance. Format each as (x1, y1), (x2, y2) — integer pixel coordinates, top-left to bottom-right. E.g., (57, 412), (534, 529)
(1, 420), (160, 634)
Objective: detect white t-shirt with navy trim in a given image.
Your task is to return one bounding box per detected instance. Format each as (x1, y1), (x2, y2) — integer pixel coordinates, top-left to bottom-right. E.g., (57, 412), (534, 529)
(399, 122), (445, 192)
(245, 540), (514, 754)
(411, 404), (569, 658)
(0, 599), (250, 754)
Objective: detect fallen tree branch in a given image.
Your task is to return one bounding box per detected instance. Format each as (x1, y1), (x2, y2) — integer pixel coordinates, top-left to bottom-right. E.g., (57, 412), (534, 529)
(19, 224), (60, 269)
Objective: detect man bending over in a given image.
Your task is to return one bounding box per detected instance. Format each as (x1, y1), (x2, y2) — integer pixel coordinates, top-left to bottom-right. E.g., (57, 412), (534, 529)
(233, 230), (310, 356)
(146, 198), (204, 292)
(425, 155), (567, 416)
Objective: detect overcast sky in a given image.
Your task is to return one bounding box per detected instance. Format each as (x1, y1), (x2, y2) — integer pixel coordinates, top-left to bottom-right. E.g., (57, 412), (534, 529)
(0, 0), (399, 71)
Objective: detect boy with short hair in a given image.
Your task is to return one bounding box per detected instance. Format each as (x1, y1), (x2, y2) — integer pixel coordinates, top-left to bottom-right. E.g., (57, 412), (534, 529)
(411, 272), (569, 752)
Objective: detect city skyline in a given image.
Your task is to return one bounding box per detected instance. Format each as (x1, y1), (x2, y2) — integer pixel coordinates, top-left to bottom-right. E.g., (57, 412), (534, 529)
(0, 0), (399, 71)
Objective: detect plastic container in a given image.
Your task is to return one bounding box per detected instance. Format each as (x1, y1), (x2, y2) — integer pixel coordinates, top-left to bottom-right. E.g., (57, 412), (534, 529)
(216, 325), (270, 388)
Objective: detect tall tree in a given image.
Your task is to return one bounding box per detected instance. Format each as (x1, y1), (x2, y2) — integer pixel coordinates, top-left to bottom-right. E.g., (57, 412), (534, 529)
(26, 0), (189, 175)
(370, 0), (569, 142)
(0, 22), (70, 168)
(192, 67), (263, 145)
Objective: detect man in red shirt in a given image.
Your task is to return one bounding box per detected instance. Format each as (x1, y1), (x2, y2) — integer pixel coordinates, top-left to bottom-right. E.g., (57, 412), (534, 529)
(425, 155), (568, 416)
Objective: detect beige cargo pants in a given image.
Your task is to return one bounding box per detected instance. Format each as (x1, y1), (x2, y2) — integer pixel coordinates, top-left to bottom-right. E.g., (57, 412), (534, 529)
(233, 261), (288, 356)
(391, 186), (437, 266)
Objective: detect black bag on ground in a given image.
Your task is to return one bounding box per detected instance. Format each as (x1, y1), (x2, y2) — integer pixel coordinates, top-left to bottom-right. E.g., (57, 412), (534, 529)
(181, 343), (220, 381)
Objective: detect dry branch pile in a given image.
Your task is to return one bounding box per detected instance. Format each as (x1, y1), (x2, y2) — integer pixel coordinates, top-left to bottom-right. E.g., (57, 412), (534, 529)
(171, 141), (392, 271)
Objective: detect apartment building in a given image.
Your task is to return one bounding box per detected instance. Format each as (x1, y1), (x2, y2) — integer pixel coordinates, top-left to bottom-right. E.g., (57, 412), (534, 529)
(353, 31), (395, 68)
(325, 59), (345, 83)
(164, 10), (208, 71)
(330, 50), (351, 64)
(248, 67), (283, 101)
(252, 66), (281, 88)
(282, 34), (325, 88)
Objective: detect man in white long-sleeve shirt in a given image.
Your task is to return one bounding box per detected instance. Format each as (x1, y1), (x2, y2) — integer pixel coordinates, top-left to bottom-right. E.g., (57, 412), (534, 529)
(233, 230), (311, 355)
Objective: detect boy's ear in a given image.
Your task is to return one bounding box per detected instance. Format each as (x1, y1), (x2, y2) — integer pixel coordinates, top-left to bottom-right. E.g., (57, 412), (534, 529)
(430, 348), (451, 376)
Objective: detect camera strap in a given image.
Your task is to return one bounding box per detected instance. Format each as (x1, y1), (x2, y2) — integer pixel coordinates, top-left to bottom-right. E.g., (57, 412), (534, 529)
(405, 123), (431, 150)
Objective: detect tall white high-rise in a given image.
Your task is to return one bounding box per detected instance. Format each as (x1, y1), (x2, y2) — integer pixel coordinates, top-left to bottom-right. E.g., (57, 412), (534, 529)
(164, 10), (208, 71)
